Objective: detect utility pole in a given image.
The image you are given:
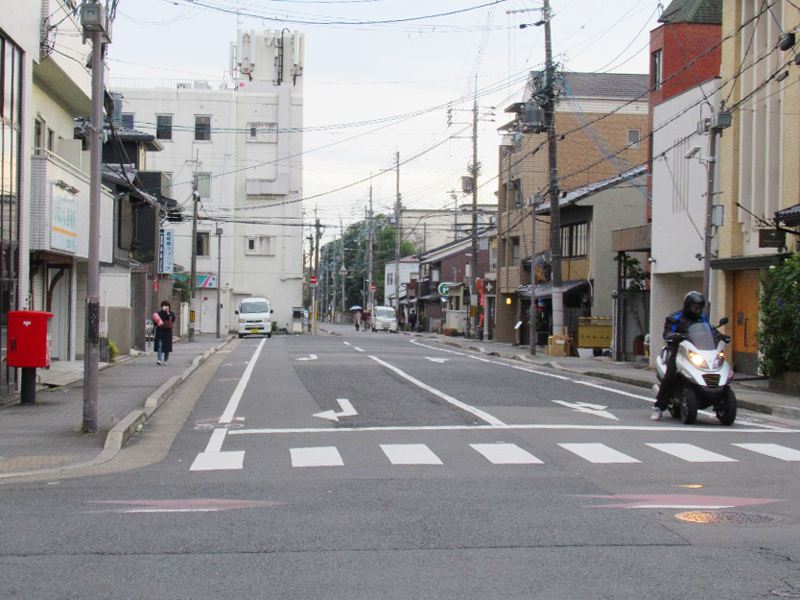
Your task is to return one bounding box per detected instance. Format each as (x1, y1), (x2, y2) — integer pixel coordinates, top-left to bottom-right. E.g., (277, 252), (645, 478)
(469, 79), (480, 339)
(340, 220), (346, 314)
(216, 225), (222, 337)
(701, 110), (730, 316)
(394, 151), (402, 314)
(313, 211), (321, 335)
(188, 152), (199, 342)
(529, 195), (544, 354)
(367, 185), (374, 314)
(80, 0), (109, 433)
(543, 0), (563, 338)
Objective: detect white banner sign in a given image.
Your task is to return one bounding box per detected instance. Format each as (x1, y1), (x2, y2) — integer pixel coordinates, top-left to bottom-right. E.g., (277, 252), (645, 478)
(50, 184), (78, 253)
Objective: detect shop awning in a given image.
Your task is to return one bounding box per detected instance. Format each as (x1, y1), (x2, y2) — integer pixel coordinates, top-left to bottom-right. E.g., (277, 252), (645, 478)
(515, 279), (589, 299)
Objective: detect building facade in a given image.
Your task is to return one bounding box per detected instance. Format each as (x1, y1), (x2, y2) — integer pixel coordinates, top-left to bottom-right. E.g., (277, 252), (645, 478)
(113, 29), (305, 333)
(494, 71), (649, 345)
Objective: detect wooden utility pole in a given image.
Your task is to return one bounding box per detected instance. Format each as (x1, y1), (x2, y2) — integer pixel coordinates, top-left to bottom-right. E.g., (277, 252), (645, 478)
(313, 210), (321, 335)
(367, 185), (374, 313)
(188, 151), (199, 342)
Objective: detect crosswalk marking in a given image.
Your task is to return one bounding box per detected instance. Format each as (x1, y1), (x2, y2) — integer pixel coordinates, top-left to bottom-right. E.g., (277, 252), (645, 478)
(732, 443), (800, 461)
(381, 444), (443, 465)
(558, 443), (641, 464)
(470, 443), (543, 465)
(290, 446), (344, 468)
(646, 443), (737, 463)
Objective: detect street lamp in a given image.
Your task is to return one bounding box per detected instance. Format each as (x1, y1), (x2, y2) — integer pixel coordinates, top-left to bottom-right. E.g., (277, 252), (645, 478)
(339, 265), (347, 316)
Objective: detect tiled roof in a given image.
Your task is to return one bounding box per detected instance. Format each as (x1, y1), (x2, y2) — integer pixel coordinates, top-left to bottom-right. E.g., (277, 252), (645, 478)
(776, 203), (800, 226)
(525, 71), (649, 102)
(659, 0), (722, 25)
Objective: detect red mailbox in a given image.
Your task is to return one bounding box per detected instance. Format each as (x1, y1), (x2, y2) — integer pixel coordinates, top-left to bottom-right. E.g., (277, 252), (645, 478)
(7, 311), (53, 368)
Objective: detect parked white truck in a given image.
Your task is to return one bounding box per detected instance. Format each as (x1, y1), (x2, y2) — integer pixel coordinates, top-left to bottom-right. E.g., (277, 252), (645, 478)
(236, 297), (273, 338)
(372, 306), (398, 332)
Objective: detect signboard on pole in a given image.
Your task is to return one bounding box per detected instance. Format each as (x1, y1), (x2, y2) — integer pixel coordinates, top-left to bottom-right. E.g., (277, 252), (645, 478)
(158, 228), (175, 274)
(309, 275), (317, 288)
(438, 282), (450, 296)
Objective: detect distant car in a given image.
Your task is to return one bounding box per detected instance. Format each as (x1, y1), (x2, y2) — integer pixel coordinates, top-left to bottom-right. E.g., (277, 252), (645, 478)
(236, 297), (273, 338)
(372, 306), (398, 332)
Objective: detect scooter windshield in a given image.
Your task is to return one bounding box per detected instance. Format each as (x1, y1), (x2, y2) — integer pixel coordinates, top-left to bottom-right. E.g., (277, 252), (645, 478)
(685, 322), (717, 350)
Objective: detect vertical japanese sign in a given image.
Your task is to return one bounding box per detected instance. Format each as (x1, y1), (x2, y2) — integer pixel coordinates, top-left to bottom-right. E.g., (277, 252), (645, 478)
(50, 183), (78, 253)
(158, 228), (175, 274)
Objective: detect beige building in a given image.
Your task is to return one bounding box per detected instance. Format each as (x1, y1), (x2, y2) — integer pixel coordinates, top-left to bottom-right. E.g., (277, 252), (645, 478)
(714, 0), (800, 375)
(494, 72), (649, 344)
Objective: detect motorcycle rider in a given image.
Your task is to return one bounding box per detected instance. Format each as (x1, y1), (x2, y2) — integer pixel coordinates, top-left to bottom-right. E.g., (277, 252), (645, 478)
(651, 291), (708, 421)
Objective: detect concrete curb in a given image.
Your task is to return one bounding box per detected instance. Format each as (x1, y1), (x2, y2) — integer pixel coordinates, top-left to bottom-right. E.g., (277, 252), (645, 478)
(103, 336), (233, 452)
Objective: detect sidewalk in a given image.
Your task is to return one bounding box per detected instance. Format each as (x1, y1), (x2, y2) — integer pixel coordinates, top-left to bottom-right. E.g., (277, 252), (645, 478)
(0, 334), (231, 479)
(321, 323), (800, 422)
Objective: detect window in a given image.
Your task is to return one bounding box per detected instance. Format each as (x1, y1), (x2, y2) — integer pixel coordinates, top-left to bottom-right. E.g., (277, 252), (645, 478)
(651, 50), (662, 91)
(34, 118), (44, 152)
(247, 122), (277, 143)
(560, 222), (588, 259)
(511, 237), (521, 266)
(627, 129), (641, 149)
(47, 128), (55, 152)
(196, 232), (210, 257)
(121, 113), (134, 129)
(245, 235), (274, 256)
(156, 115), (173, 140)
(513, 179), (523, 209)
(387, 273), (394, 286)
(195, 115), (211, 141)
(196, 173), (211, 198)
(162, 172), (173, 195)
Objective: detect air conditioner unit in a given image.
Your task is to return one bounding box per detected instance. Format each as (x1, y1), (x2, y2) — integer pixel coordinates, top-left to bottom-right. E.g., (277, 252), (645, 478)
(461, 176), (473, 194)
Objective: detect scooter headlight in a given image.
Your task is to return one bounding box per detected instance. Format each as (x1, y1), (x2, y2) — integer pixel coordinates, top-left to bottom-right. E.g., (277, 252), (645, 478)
(713, 351), (725, 369)
(688, 351), (708, 369)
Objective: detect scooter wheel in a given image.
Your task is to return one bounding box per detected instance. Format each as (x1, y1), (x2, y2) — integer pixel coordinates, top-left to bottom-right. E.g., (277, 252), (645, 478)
(716, 388), (737, 426)
(668, 402), (681, 419)
(681, 388), (698, 425)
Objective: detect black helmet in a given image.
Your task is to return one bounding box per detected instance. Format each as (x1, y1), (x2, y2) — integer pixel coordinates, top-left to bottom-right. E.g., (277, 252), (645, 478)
(683, 291), (705, 313)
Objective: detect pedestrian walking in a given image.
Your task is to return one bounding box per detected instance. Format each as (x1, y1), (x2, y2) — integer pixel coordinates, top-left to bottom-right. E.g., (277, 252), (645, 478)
(363, 311), (371, 331)
(154, 300), (176, 365)
(355, 310), (362, 331)
(409, 310), (417, 332)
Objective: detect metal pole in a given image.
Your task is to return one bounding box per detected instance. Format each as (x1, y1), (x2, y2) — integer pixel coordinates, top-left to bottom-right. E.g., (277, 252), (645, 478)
(82, 22), (103, 433)
(340, 220), (346, 314)
(367, 186), (374, 315)
(543, 0), (563, 338)
(470, 81), (479, 338)
(529, 199), (539, 354)
(395, 151), (401, 315)
(313, 214), (321, 335)
(216, 226), (222, 337)
(188, 154), (199, 342)
(702, 127), (719, 317)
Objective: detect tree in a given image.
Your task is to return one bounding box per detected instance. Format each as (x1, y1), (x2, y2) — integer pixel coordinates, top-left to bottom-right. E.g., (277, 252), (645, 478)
(758, 253), (800, 376)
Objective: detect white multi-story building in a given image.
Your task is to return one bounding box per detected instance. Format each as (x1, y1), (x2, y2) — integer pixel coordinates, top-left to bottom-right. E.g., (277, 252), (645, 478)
(114, 29), (305, 332)
(402, 205), (496, 253)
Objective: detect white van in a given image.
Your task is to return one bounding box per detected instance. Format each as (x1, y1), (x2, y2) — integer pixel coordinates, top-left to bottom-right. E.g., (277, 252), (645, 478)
(372, 306), (398, 332)
(236, 297), (273, 338)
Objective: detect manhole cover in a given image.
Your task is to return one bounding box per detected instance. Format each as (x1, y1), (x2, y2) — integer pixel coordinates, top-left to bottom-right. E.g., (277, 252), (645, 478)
(675, 511), (778, 526)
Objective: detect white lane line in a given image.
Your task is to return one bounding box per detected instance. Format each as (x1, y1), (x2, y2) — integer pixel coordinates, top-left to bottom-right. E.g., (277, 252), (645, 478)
(559, 443), (641, 464)
(343, 342), (351, 346)
(290, 447), (344, 468)
(228, 423), (799, 435)
(369, 355), (506, 426)
(381, 443), (443, 465)
(471, 443), (544, 465)
(646, 443), (737, 463)
(573, 380), (653, 401)
(219, 338), (266, 424)
(191, 340), (265, 471)
(353, 347), (365, 353)
(732, 443), (800, 461)
(512, 365), (571, 381)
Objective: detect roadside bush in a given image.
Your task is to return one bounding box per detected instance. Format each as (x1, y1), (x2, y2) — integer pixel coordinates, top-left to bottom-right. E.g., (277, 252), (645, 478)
(758, 252), (800, 376)
(108, 340), (119, 362)
(444, 327), (460, 337)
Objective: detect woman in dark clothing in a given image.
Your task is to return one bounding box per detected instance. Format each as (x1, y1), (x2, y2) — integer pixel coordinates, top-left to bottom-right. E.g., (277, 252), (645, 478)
(154, 301), (176, 365)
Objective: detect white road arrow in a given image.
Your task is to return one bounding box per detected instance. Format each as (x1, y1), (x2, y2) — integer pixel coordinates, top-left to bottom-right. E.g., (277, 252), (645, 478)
(425, 357), (450, 363)
(313, 398), (358, 422)
(552, 400), (619, 421)
(296, 354), (318, 361)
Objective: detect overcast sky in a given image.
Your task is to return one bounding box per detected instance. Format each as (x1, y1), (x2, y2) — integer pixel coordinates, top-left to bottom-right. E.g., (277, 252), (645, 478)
(104, 0), (663, 236)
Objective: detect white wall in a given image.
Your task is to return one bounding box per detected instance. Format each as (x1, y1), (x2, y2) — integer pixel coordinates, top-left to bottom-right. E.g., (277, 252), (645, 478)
(114, 30), (305, 334)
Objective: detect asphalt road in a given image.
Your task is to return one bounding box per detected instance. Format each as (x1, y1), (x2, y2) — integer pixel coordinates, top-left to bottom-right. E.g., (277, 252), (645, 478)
(2, 329), (800, 599)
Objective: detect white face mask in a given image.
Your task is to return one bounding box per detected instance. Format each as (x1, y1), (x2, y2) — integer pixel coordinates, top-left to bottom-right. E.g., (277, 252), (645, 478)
(161, 306), (169, 311)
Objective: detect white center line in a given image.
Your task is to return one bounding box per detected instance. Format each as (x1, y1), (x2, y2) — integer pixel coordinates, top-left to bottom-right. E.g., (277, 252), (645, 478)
(369, 355), (506, 426)
(219, 339), (266, 424)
